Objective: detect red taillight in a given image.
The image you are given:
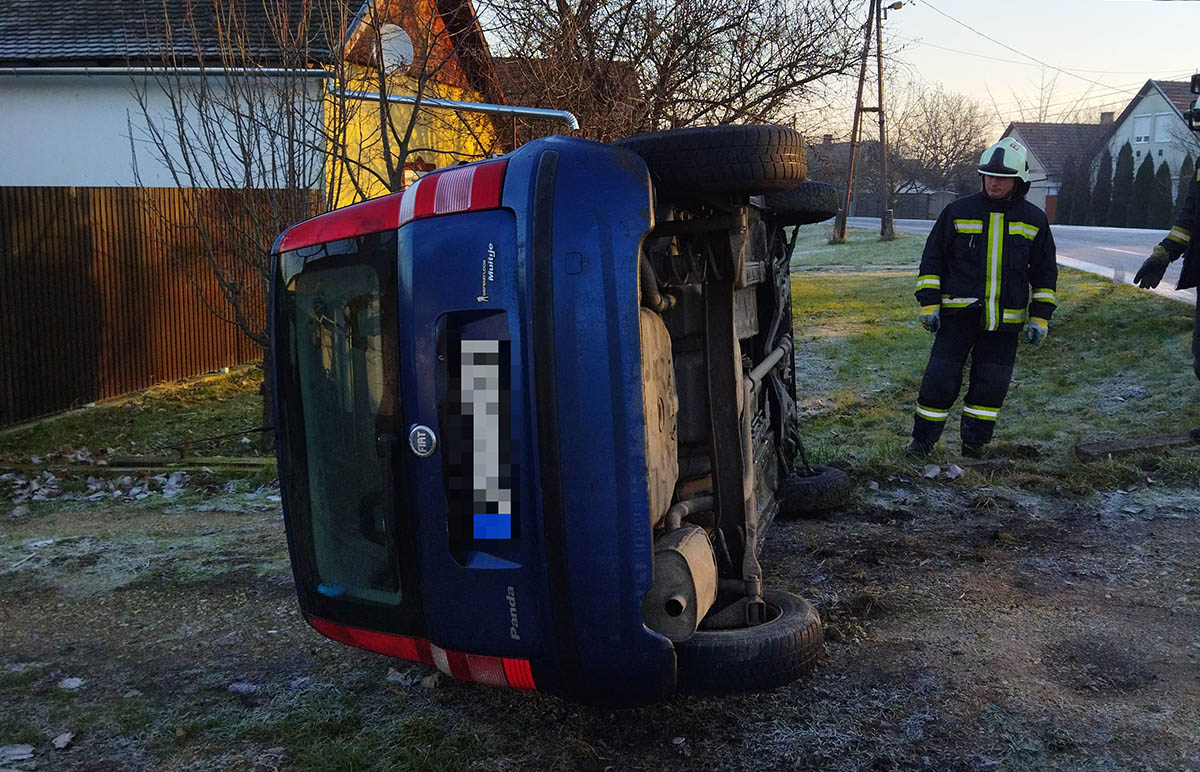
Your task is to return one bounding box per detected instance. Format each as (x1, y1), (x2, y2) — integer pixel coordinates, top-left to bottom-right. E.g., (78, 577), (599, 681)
(306, 615), (536, 691)
(398, 159), (507, 226)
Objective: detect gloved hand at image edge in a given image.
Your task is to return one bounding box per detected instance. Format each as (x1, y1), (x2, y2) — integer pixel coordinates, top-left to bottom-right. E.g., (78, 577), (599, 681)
(1025, 316), (1048, 345)
(1134, 244), (1171, 289)
(919, 305), (940, 333)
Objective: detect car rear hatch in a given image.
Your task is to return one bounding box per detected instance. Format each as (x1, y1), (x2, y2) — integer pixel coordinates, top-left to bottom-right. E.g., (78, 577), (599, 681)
(271, 161), (542, 688)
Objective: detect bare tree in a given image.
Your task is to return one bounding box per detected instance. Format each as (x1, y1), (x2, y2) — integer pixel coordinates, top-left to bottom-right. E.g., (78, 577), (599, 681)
(890, 81), (991, 196)
(129, 0), (502, 346)
(487, 0), (863, 140)
(984, 69), (1108, 128)
(128, 0), (504, 440)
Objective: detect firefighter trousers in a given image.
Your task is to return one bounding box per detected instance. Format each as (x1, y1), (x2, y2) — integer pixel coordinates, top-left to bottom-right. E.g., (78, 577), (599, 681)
(1193, 292), (1200, 380)
(912, 309), (1019, 449)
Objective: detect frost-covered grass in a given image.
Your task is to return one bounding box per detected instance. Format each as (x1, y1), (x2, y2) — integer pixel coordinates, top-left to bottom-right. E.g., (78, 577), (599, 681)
(792, 262), (1200, 491)
(790, 225), (923, 269)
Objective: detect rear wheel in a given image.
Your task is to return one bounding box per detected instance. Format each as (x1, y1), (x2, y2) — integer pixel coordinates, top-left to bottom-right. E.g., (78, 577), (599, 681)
(613, 125), (806, 196)
(676, 589), (823, 693)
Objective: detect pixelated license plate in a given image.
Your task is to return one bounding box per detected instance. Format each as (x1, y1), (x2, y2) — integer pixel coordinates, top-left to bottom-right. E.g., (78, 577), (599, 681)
(442, 312), (516, 545)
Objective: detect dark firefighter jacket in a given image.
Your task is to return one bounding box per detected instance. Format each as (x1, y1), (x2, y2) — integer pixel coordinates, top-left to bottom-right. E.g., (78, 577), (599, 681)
(1159, 167), (1200, 291)
(915, 191), (1058, 331)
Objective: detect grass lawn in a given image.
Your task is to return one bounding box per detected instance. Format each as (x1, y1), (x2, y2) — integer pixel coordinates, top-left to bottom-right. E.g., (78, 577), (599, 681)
(0, 366), (268, 462)
(791, 227), (1200, 492)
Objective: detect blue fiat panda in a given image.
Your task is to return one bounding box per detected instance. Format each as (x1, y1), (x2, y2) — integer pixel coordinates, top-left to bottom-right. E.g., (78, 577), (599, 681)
(269, 125), (842, 704)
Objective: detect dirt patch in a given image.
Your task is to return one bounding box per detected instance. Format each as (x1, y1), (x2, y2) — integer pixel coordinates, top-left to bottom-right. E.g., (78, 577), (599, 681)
(1043, 635), (1158, 695)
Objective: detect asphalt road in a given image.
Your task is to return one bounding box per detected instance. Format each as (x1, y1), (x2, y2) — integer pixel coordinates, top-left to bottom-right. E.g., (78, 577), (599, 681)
(846, 216), (1195, 306)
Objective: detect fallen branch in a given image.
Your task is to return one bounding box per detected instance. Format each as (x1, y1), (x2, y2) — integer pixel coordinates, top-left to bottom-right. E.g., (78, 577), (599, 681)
(1075, 433), (1198, 462)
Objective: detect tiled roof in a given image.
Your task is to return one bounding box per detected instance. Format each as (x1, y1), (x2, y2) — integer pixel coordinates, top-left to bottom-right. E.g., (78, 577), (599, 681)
(1154, 80), (1194, 116)
(1003, 122), (1109, 178)
(0, 0), (348, 66)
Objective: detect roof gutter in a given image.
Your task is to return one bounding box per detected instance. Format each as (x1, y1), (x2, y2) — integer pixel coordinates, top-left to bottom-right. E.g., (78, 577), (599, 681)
(0, 67), (580, 130)
(0, 66), (333, 78)
(333, 87), (579, 131)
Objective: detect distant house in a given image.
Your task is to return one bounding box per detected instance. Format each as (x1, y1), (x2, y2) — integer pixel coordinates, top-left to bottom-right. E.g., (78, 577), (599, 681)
(1095, 79), (1200, 199)
(805, 133), (956, 220)
(1000, 122), (1109, 221)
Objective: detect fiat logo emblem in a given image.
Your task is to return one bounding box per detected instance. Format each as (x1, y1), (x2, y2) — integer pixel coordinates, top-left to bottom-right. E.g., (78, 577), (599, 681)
(408, 425), (437, 457)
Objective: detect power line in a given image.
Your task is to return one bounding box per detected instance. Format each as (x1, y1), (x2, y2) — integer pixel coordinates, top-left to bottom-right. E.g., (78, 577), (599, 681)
(890, 34), (1183, 76)
(912, 0), (1144, 96)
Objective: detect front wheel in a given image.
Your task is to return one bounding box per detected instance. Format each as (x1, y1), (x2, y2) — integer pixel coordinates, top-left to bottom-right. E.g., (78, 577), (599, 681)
(764, 180), (840, 226)
(777, 466), (850, 518)
(675, 589), (823, 693)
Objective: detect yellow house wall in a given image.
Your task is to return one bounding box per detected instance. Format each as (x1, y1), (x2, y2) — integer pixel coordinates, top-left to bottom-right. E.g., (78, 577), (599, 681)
(328, 69), (497, 209)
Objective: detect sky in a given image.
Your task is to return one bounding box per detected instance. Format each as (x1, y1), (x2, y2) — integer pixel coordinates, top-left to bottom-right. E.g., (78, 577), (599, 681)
(859, 0), (1200, 134)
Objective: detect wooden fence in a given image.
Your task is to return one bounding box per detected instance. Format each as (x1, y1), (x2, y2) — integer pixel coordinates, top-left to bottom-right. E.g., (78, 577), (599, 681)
(0, 186), (296, 427)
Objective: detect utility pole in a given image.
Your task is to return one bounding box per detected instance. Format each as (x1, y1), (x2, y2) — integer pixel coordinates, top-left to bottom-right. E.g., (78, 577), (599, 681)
(833, 0), (901, 242)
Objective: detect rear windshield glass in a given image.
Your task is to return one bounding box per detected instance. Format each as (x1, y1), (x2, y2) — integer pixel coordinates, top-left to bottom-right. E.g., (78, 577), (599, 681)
(276, 234), (403, 607)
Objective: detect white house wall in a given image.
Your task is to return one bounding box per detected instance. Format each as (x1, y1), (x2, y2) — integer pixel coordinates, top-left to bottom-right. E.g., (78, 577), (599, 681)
(0, 73), (326, 189)
(1100, 88), (1200, 194)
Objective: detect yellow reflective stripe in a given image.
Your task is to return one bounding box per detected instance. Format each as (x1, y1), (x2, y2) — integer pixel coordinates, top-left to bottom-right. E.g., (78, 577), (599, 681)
(963, 404), (999, 422)
(985, 213), (1003, 330)
(1032, 288), (1056, 303)
(1002, 308), (1028, 323)
(954, 219), (983, 233)
(916, 274), (941, 290)
(1168, 226), (1191, 245)
(916, 404), (950, 422)
(940, 295), (978, 308)
(1007, 221), (1039, 241)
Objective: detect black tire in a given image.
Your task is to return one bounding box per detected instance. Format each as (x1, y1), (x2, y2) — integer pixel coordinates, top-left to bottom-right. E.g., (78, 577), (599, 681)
(764, 181), (840, 226)
(613, 125), (806, 195)
(676, 589), (823, 694)
(777, 466), (850, 517)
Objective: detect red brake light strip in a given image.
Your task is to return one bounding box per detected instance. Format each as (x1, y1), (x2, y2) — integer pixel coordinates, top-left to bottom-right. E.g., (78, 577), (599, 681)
(306, 615), (536, 691)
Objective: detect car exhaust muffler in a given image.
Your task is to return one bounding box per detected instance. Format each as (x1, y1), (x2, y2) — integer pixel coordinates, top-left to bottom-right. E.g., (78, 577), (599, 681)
(641, 523), (717, 643)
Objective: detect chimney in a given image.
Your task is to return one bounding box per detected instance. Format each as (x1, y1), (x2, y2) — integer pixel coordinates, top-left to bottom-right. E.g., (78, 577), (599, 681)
(822, 133), (833, 146)
(1100, 112), (1114, 125)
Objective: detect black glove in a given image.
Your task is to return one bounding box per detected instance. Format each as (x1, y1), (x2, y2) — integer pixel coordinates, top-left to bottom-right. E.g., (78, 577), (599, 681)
(1134, 245), (1171, 289)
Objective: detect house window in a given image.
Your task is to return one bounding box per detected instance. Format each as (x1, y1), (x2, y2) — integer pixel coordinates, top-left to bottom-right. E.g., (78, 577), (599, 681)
(1154, 113), (1174, 143)
(1133, 115), (1152, 144)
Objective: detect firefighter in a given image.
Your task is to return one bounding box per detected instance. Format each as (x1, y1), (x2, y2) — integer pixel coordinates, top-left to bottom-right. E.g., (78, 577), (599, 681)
(1132, 120), (1200, 441)
(908, 137), (1058, 457)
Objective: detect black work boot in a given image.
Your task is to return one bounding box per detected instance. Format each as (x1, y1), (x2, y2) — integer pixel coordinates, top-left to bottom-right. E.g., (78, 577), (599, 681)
(905, 439), (934, 457)
(961, 442), (984, 459)
(1190, 427), (1200, 442)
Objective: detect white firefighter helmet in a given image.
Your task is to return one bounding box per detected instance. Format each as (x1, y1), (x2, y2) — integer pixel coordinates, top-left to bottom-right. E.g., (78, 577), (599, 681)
(978, 138), (1030, 183)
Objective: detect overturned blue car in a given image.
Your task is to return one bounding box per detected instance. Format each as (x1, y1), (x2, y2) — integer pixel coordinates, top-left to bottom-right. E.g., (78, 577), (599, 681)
(269, 125), (843, 704)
